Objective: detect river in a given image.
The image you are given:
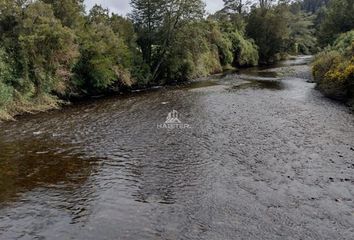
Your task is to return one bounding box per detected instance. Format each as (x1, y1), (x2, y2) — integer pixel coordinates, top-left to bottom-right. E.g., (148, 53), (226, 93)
(0, 56), (353, 239)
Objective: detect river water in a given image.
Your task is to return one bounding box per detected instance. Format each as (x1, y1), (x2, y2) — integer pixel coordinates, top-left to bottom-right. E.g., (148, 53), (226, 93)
(0, 56), (353, 239)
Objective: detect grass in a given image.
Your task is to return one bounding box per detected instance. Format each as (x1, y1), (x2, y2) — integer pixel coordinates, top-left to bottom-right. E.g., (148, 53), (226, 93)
(0, 94), (62, 122)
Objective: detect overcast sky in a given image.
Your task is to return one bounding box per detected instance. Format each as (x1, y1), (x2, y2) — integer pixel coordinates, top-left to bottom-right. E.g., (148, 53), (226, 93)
(84, 0), (225, 16)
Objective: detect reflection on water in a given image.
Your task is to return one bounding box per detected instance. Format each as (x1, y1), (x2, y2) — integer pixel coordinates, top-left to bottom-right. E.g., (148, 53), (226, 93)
(231, 80), (285, 91)
(182, 80), (220, 90)
(0, 138), (98, 204)
(239, 70), (279, 78)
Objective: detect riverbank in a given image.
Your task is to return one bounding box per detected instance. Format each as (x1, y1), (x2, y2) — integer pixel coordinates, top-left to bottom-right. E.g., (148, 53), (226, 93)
(0, 56), (313, 122)
(0, 95), (62, 121)
(0, 65), (247, 122)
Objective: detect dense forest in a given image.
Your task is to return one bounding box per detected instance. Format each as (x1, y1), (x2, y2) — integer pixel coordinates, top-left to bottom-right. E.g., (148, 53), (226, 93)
(0, 0), (353, 120)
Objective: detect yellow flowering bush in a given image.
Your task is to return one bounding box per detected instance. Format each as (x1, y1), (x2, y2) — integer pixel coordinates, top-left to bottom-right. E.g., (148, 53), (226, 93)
(312, 30), (354, 102)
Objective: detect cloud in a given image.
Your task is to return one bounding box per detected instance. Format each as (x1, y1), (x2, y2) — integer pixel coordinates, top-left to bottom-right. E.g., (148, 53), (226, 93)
(205, 0), (224, 14)
(84, 0), (224, 15)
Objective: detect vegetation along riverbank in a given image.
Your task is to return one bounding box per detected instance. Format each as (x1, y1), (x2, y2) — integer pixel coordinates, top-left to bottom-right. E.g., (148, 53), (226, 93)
(0, 0), (353, 121)
(311, 0), (354, 109)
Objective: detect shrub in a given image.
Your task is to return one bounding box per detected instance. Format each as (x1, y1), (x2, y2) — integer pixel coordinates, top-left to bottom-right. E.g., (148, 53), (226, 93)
(0, 48), (13, 109)
(312, 30), (354, 101)
(160, 22), (223, 83)
(73, 23), (133, 94)
(312, 50), (342, 83)
(332, 30), (354, 55)
(228, 31), (259, 66)
(19, 2), (79, 97)
(319, 59), (351, 100)
(0, 82), (13, 109)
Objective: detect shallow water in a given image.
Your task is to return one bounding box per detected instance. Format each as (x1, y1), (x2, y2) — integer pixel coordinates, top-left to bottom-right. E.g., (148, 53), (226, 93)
(0, 56), (354, 240)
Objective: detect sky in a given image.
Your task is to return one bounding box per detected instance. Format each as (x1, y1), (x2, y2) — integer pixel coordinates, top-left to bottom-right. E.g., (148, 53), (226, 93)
(84, 0), (225, 16)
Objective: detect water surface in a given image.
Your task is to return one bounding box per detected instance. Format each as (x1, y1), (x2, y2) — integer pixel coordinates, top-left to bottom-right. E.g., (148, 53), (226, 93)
(1, 56), (354, 240)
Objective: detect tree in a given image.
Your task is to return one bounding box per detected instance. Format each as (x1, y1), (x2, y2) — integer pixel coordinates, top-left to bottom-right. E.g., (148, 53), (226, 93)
(288, 5), (317, 54)
(41, 0), (85, 28)
(130, 0), (205, 82)
(130, 0), (164, 67)
(87, 4), (110, 24)
(318, 0), (354, 46)
(73, 6), (134, 94)
(300, 0), (329, 13)
(110, 14), (136, 48)
(19, 1), (79, 97)
(246, 4), (290, 63)
(223, 0), (252, 14)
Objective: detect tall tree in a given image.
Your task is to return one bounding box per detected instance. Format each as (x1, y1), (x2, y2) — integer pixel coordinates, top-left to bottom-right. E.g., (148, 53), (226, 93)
(19, 1), (79, 96)
(318, 0), (354, 46)
(130, 0), (205, 81)
(246, 3), (290, 63)
(41, 0), (85, 28)
(87, 4), (110, 24)
(130, 0), (164, 67)
(72, 5), (134, 94)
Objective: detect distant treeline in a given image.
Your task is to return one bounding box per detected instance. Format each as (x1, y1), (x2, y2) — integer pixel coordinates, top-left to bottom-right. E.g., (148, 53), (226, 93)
(0, 0), (351, 119)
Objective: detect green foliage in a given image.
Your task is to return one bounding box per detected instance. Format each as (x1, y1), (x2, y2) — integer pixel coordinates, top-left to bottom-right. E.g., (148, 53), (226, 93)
(246, 1), (317, 63)
(0, 81), (12, 109)
(288, 11), (317, 54)
(161, 21), (223, 82)
(311, 0), (354, 106)
(210, 23), (234, 66)
(130, 0), (205, 82)
(19, 1), (78, 96)
(0, 48), (13, 108)
(318, 0), (354, 46)
(73, 17), (133, 94)
(228, 30), (259, 66)
(332, 30), (354, 55)
(208, 9), (258, 66)
(313, 50), (338, 82)
(313, 30), (354, 101)
(3, 0), (348, 119)
(0, 1), (139, 119)
(0, 0), (79, 115)
(246, 7), (290, 64)
(154, 18), (258, 83)
(87, 4), (111, 24)
(42, 0), (85, 28)
(110, 14), (136, 49)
